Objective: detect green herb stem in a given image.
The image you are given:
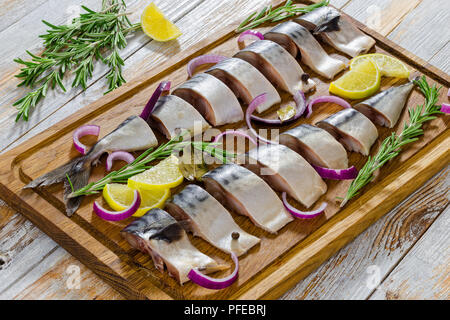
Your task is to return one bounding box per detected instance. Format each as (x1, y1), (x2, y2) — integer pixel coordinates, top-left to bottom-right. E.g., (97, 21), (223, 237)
(340, 76), (442, 207)
(236, 0), (329, 33)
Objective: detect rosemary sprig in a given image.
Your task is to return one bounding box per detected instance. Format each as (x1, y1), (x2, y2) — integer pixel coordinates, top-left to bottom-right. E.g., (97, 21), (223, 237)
(13, 0), (139, 121)
(68, 134), (235, 198)
(236, 0), (329, 33)
(340, 76), (442, 207)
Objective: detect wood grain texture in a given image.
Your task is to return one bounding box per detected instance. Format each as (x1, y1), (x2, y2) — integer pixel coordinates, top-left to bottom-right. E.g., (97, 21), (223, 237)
(370, 207), (450, 300)
(0, 0), (449, 299)
(281, 168), (449, 300)
(0, 0), (449, 300)
(0, 0), (49, 33)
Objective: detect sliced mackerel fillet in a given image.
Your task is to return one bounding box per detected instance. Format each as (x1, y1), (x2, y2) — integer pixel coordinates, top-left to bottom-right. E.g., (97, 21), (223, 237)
(245, 144), (327, 208)
(151, 95), (211, 139)
(265, 21), (345, 79)
(165, 184), (260, 256)
(206, 58), (281, 113)
(234, 40), (316, 95)
(121, 208), (225, 284)
(295, 6), (376, 57)
(316, 108), (378, 156)
(354, 81), (414, 128)
(279, 124), (348, 169)
(172, 73), (244, 126)
(203, 163), (293, 233)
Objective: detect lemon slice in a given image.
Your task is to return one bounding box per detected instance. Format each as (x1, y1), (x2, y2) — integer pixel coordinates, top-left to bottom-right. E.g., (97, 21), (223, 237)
(103, 183), (170, 217)
(350, 53), (410, 78)
(141, 3), (182, 41)
(329, 58), (381, 100)
(128, 155), (184, 191)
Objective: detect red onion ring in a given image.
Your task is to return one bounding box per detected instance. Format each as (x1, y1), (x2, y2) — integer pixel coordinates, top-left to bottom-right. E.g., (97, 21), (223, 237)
(237, 30), (264, 44)
(251, 90), (307, 124)
(188, 253), (239, 290)
(441, 103), (450, 114)
(187, 54), (227, 77)
(306, 95), (352, 118)
(447, 88), (450, 97)
(246, 93), (275, 144)
(312, 165), (358, 180)
(106, 151), (135, 172)
(93, 189), (141, 222)
(73, 124), (100, 155)
(213, 130), (258, 145)
(282, 192), (327, 219)
(140, 81), (171, 121)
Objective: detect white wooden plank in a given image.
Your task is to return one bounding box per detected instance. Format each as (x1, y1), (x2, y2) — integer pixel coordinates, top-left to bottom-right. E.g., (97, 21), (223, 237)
(370, 206), (450, 300)
(281, 169), (448, 300)
(329, 0), (352, 9)
(0, 0), (49, 33)
(428, 41), (450, 74)
(0, 0), (205, 153)
(387, 0), (449, 62)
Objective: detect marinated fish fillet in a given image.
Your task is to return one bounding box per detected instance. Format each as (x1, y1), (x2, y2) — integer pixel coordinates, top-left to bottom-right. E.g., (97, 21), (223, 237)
(150, 95), (210, 139)
(203, 164), (293, 233)
(165, 184), (260, 256)
(172, 73), (244, 126)
(265, 22), (345, 79)
(279, 124), (348, 169)
(206, 58), (281, 113)
(354, 81), (414, 128)
(234, 40), (316, 95)
(245, 144), (327, 208)
(316, 108), (378, 156)
(295, 6), (376, 57)
(121, 208), (225, 284)
(24, 116), (158, 216)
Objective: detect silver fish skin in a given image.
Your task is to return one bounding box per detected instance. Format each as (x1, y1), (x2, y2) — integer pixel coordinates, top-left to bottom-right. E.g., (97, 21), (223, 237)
(234, 40), (316, 95)
(354, 82), (414, 128)
(165, 184), (260, 256)
(206, 58), (281, 113)
(245, 144), (327, 208)
(279, 124), (348, 169)
(265, 22), (345, 79)
(316, 108), (378, 156)
(172, 73), (244, 126)
(203, 163), (293, 233)
(24, 115), (158, 216)
(150, 95), (210, 139)
(121, 208), (223, 284)
(295, 7), (376, 57)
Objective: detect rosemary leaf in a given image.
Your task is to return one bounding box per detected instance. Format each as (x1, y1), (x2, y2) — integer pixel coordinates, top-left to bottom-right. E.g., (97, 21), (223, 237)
(340, 76), (442, 207)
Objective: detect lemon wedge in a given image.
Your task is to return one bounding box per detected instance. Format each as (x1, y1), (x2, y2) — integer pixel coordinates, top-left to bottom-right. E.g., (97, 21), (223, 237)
(329, 58), (381, 100)
(350, 53), (410, 78)
(141, 3), (182, 41)
(103, 183), (170, 217)
(128, 155), (184, 191)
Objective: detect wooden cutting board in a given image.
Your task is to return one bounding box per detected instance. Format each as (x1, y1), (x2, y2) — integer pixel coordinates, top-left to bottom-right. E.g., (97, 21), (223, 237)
(0, 1), (448, 299)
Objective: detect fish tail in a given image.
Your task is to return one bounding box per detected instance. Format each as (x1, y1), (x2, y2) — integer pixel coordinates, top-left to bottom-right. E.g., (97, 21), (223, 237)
(24, 154), (93, 217)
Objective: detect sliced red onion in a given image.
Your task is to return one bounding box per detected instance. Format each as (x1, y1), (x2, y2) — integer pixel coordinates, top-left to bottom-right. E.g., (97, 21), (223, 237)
(73, 124), (100, 155)
(282, 192), (327, 219)
(93, 189), (141, 222)
(140, 81), (171, 121)
(213, 130), (257, 145)
(106, 151), (135, 172)
(187, 54), (227, 77)
(188, 252), (239, 290)
(306, 95), (352, 118)
(441, 103), (450, 114)
(312, 165), (358, 180)
(251, 90), (306, 124)
(237, 30), (264, 44)
(447, 88), (450, 97)
(246, 93), (275, 144)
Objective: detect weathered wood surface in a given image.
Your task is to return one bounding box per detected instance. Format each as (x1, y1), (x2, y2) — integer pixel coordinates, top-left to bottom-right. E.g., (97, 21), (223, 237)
(0, 0), (448, 299)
